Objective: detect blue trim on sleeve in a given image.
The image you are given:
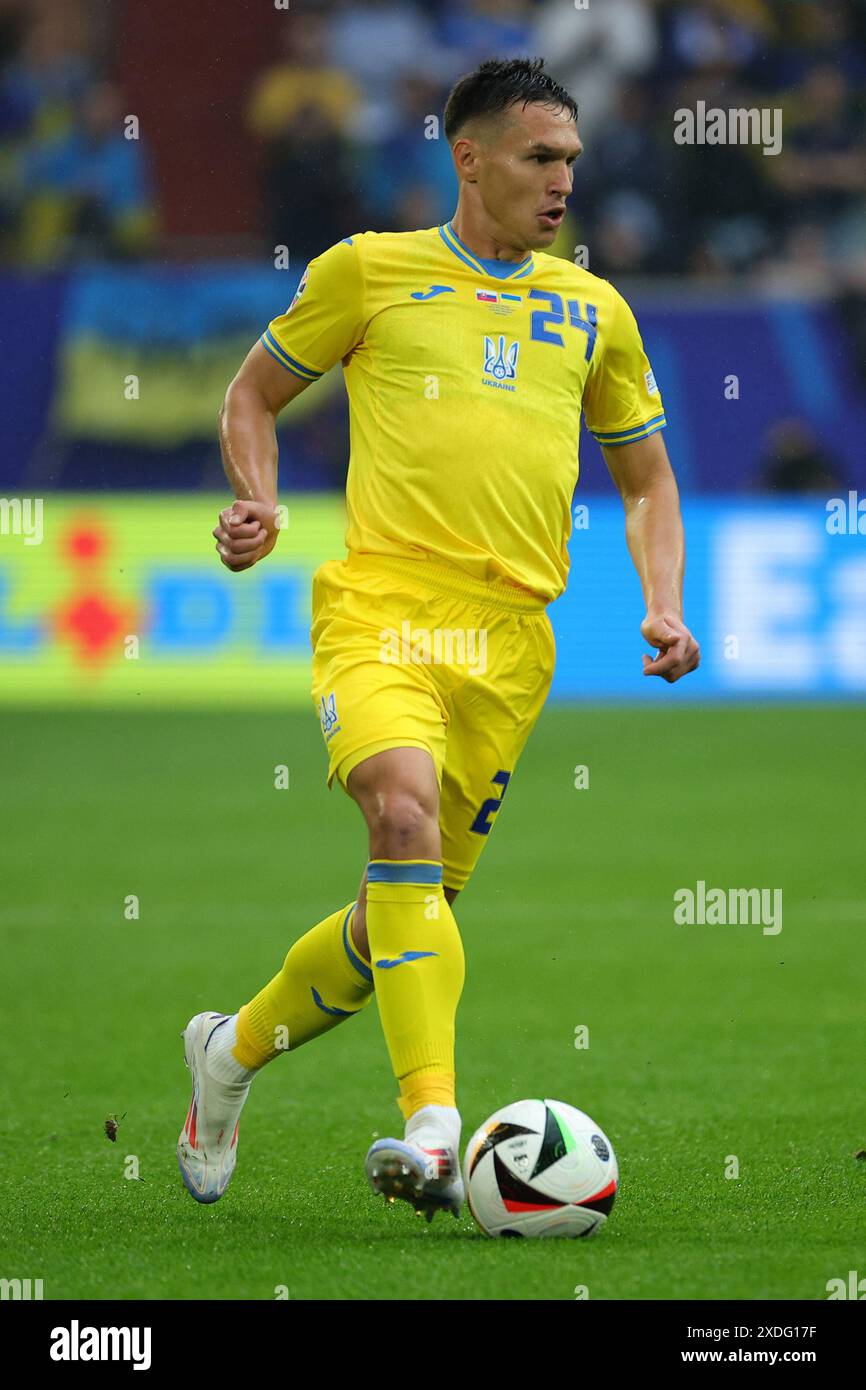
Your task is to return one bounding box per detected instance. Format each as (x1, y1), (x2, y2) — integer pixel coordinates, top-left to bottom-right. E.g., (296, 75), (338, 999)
(593, 415), (667, 446)
(591, 413), (667, 443)
(261, 335), (312, 379)
(260, 330), (322, 380)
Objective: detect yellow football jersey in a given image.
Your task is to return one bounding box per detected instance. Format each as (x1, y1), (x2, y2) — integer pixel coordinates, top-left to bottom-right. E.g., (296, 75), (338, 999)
(262, 222), (665, 603)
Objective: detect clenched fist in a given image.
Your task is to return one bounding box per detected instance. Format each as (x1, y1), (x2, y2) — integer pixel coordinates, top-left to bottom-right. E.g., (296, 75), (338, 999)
(213, 499), (280, 573)
(640, 612), (700, 683)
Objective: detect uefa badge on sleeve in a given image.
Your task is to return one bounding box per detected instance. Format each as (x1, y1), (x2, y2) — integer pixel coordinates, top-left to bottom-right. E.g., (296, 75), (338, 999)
(287, 266), (309, 314)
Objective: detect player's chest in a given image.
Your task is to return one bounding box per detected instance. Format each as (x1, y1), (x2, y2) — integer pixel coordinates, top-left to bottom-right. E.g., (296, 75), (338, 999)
(364, 284), (599, 401)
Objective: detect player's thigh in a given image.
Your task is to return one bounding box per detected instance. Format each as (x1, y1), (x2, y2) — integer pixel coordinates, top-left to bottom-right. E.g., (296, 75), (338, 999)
(439, 609), (555, 892)
(311, 568), (449, 795)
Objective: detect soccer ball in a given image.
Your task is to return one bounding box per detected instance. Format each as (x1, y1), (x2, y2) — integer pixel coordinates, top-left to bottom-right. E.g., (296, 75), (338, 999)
(463, 1098), (618, 1238)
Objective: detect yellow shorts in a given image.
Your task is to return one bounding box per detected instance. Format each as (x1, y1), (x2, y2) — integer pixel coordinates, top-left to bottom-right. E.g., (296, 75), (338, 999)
(310, 552), (556, 892)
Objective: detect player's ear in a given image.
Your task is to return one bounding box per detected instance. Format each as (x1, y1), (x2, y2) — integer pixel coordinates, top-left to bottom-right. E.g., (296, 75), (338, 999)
(451, 135), (479, 183)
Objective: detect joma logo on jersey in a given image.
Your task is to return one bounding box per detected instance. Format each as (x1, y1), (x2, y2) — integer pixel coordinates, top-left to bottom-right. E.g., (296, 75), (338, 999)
(319, 691), (340, 740)
(482, 335), (519, 392)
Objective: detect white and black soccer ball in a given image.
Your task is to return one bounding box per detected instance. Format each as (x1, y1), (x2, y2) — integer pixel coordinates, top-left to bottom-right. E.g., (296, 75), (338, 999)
(463, 1098), (618, 1238)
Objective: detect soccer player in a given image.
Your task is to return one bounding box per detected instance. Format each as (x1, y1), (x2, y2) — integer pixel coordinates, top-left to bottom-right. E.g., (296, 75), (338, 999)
(178, 58), (699, 1217)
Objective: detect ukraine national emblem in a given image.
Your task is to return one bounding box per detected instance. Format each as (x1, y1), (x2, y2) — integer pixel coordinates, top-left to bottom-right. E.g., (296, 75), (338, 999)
(482, 334), (520, 386)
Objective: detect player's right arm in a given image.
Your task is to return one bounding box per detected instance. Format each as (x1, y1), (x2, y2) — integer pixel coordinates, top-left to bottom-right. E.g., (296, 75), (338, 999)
(214, 343), (312, 572)
(214, 236), (367, 573)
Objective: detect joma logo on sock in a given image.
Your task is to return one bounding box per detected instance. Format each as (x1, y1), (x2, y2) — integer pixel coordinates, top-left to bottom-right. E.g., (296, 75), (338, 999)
(375, 950), (439, 969)
(673, 881), (782, 935)
(50, 1321), (152, 1370)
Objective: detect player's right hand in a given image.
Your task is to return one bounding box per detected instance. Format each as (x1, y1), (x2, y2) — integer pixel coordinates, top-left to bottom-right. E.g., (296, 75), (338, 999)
(213, 499), (279, 572)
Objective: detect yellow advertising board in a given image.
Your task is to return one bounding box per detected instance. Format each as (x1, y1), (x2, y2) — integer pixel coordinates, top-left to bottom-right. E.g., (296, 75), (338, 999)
(0, 494), (347, 705)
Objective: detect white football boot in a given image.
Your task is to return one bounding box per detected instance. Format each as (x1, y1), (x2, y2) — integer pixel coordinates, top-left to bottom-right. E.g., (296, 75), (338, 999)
(365, 1104), (464, 1222)
(177, 1011), (254, 1204)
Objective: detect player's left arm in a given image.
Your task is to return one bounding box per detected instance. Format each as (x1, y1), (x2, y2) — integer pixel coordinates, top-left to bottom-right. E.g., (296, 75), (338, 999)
(602, 430), (700, 682)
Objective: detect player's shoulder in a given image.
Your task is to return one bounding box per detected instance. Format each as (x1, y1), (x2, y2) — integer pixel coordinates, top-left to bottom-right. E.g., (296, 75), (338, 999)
(318, 227), (438, 255)
(532, 250), (625, 308)
(307, 229), (443, 299)
(302, 229), (439, 302)
(330, 226), (440, 266)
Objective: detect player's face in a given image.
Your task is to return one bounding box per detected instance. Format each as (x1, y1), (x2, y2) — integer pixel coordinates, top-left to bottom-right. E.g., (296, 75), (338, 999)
(481, 103), (582, 250)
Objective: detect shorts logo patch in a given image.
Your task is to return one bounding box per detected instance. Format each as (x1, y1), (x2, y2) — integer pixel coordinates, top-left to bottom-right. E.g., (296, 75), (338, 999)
(319, 691), (340, 740)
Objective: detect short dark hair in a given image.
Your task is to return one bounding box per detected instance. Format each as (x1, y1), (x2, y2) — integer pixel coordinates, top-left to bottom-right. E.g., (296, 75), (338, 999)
(443, 57), (578, 145)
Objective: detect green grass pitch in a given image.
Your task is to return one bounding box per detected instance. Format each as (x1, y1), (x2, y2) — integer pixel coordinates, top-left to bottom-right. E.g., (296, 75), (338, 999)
(1, 704), (864, 1301)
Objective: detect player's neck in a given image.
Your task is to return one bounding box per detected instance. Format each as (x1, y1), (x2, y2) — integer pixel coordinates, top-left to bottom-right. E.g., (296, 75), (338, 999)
(448, 209), (530, 264)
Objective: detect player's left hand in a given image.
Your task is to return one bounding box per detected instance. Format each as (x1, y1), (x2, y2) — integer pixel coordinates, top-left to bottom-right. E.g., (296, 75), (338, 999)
(640, 612), (700, 683)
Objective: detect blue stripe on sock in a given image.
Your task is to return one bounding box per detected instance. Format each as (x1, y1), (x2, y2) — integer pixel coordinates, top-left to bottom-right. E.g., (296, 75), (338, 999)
(367, 860), (443, 886)
(342, 902), (373, 983)
(311, 985), (353, 1018)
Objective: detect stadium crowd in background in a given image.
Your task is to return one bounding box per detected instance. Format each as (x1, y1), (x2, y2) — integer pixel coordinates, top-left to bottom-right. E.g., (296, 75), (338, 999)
(242, 0), (866, 290)
(0, 0), (156, 264)
(0, 0), (863, 495)
(1, 0), (863, 287)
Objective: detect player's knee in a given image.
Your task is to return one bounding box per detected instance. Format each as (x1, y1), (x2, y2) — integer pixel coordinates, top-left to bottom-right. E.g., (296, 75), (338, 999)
(366, 789), (438, 858)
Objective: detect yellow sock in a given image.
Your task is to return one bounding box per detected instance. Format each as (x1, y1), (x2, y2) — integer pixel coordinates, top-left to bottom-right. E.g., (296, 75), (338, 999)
(365, 859), (465, 1120)
(235, 901), (373, 1069)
